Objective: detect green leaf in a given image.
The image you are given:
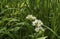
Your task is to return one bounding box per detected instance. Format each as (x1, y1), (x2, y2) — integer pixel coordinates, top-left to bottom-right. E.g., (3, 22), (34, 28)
(0, 27), (7, 33)
(10, 27), (20, 31)
(37, 36), (47, 39)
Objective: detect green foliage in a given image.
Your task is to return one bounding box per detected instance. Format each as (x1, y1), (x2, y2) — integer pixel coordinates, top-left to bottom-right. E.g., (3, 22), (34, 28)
(37, 36), (47, 39)
(0, 0), (60, 39)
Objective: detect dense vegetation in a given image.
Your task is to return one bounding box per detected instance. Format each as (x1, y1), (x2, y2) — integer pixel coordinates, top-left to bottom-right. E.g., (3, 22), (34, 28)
(0, 0), (60, 39)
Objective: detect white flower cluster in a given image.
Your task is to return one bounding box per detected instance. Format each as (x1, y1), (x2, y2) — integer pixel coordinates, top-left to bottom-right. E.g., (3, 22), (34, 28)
(26, 15), (45, 32)
(32, 19), (43, 27)
(33, 19), (45, 32)
(26, 15), (36, 20)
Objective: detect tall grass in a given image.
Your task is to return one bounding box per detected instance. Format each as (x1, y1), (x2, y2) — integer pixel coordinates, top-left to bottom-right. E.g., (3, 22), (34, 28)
(0, 0), (60, 39)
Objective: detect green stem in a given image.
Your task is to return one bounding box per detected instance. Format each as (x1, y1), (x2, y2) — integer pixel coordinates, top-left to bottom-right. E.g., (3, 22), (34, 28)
(43, 25), (60, 39)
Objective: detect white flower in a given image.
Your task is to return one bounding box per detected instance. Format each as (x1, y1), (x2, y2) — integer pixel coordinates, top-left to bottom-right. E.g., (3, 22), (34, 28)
(32, 19), (43, 27)
(26, 15), (36, 20)
(35, 28), (40, 32)
(35, 27), (45, 32)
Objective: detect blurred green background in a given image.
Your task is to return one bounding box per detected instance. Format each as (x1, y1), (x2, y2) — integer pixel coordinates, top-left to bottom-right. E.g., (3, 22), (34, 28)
(0, 0), (60, 39)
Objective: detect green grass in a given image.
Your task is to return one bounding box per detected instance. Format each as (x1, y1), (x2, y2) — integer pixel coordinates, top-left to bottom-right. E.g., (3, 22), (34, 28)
(0, 0), (60, 39)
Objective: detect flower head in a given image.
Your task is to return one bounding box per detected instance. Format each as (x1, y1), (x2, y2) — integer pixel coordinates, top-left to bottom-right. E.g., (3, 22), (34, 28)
(26, 15), (45, 32)
(26, 15), (36, 20)
(32, 19), (43, 27)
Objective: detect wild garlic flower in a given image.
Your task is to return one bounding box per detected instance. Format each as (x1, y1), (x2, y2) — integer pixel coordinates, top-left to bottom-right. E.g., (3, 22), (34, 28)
(26, 15), (36, 20)
(26, 15), (45, 32)
(32, 19), (43, 27)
